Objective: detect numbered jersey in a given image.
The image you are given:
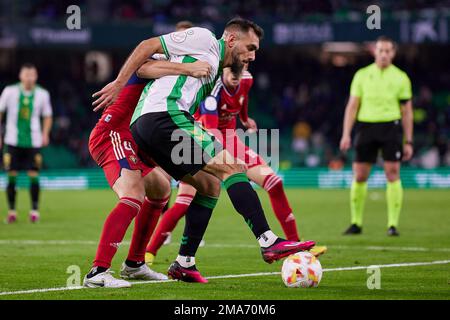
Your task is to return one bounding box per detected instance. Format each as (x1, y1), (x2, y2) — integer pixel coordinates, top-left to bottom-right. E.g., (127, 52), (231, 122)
(0, 83), (52, 148)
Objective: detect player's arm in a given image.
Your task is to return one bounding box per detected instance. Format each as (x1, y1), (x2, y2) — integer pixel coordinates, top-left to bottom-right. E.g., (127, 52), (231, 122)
(399, 74), (414, 161)
(196, 78), (223, 130)
(0, 87), (9, 150)
(136, 59), (212, 79)
(92, 37), (164, 111)
(41, 91), (53, 147)
(93, 28), (214, 111)
(400, 100), (413, 160)
(197, 96), (219, 130)
(340, 95), (360, 152)
(239, 77), (257, 132)
(340, 70), (362, 152)
(0, 112), (3, 150)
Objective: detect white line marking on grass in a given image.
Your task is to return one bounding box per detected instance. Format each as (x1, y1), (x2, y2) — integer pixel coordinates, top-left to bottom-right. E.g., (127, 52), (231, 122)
(1, 240), (450, 253)
(1, 259), (449, 297)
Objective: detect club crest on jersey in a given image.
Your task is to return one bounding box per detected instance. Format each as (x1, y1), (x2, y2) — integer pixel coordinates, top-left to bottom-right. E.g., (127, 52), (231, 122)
(129, 155), (138, 164)
(104, 114), (112, 123)
(170, 31), (187, 43)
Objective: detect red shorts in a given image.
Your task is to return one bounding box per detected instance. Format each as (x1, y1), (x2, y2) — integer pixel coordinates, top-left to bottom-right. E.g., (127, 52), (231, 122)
(88, 125), (153, 187)
(219, 131), (265, 169)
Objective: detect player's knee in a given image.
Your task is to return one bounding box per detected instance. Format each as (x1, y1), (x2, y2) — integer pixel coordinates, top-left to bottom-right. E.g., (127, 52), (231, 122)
(354, 172), (369, 183)
(144, 172), (171, 200)
(214, 163), (246, 181)
(114, 174), (145, 202)
(196, 176), (221, 197)
(385, 170), (400, 182)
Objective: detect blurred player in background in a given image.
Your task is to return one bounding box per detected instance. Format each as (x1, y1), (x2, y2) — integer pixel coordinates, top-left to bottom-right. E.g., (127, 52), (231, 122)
(84, 49), (212, 288)
(145, 65), (326, 265)
(340, 36), (413, 236)
(0, 63), (52, 224)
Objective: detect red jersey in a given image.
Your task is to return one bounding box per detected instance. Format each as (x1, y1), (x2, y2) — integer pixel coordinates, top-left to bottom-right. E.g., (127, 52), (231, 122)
(96, 74), (149, 131)
(194, 71), (253, 131)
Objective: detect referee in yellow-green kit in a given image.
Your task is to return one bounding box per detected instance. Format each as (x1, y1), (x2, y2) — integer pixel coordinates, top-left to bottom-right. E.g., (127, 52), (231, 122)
(340, 36), (413, 236)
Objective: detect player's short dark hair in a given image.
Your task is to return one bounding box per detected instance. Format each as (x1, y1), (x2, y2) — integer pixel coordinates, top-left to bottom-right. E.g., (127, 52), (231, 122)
(175, 21), (194, 31)
(225, 17), (264, 40)
(20, 63), (37, 71)
(376, 36), (396, 49)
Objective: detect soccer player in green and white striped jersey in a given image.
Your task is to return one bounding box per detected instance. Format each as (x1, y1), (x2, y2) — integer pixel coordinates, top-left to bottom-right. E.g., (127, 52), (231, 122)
(93, 18), (315, 283)
(0, 63), (53, 223)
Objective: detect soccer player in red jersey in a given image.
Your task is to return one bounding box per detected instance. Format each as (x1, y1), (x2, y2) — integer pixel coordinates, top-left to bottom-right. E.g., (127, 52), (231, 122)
(145, 66), (324, 265)
(84, 57), (212, 288)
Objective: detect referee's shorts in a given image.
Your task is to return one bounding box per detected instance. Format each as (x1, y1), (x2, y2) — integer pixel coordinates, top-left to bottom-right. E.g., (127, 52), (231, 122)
(353, 120), (403, 163)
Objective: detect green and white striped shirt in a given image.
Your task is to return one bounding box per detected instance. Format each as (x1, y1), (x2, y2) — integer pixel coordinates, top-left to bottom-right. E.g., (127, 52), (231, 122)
(131, 27), (225, 124)
(0, 83), (52, 148)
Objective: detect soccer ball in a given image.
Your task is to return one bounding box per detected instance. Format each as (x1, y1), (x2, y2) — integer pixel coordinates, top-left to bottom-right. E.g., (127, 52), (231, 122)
(281, 252), (322, 288)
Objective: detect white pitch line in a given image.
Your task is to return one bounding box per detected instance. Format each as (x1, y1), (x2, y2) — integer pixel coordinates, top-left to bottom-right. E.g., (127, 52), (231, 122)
(0, 259), (449, 297)
(1, 240), (450, 253)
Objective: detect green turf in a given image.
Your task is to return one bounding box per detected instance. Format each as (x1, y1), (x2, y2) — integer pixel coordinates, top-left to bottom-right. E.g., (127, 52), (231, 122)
(0, 188), (449, 300)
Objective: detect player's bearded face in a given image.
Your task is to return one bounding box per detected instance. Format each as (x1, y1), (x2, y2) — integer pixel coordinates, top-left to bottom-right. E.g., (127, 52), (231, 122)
(231, 48), (245, 77)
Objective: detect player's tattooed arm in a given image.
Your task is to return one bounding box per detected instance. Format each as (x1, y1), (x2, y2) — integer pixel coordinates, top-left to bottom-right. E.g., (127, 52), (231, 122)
(92, 37), (164, 111)
(136, 60), (212, 79)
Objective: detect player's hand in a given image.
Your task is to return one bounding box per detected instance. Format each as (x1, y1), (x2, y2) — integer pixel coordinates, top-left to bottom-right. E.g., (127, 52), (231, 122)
(244, 117), (258, 133)
(187, 61), (212, 78)
(402, 144), (413, 161)
(340, 135), (351, 152)
(41, 134), (50, 147)
(92, 80), (124, 112)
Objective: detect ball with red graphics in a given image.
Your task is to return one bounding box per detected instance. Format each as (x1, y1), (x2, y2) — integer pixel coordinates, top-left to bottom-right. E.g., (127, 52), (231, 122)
(281, 252), (323, 288)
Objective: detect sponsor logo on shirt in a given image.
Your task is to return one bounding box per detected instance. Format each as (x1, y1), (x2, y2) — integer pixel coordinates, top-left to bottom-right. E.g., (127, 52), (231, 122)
(104, 114), (112, 122)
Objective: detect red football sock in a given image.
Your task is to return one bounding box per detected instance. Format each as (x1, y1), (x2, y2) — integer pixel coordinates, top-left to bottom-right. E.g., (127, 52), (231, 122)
(127, 196), (169, 263)
(263, 174), (300, 241)
(146, 193), (194, 255)
(93, 197), (142, 268)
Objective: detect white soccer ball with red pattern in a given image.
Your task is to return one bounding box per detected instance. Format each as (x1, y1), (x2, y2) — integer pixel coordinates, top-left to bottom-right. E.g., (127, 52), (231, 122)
(281, 252), (322, 288)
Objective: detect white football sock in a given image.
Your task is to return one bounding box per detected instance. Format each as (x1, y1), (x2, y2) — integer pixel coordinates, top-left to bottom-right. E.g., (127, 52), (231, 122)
(258, 230), (278, 248)
(176, 255), (196, 268)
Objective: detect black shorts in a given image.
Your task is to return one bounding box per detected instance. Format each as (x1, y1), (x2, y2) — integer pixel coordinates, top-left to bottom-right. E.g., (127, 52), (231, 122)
(3, 145), (42, 171)
(354, 120), (403, 163)
(131, 111), (222, 181)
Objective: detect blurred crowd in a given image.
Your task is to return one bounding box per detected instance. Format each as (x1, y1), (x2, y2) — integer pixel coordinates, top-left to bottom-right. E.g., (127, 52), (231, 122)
(249, 48), (450, 169)
(0, 0), (449, 169)
(1, 44), (449, 170)
(1, 0), (450, 23)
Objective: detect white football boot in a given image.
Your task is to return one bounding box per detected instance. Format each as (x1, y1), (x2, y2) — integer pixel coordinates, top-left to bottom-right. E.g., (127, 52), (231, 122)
(83, 269), (131, 288)
(120, 262), (168, 281)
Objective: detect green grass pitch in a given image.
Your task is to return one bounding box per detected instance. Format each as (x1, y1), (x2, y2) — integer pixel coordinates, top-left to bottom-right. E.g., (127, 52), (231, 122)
(0, 188), (449, 300)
